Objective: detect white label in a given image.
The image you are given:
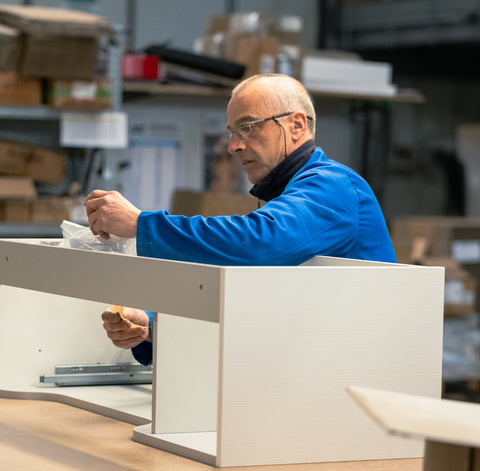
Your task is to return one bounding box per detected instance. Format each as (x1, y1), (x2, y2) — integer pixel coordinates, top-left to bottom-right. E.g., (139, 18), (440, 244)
(60, 111), (128, 149)
(71, 81), (97, 100)
(451, 239), (480, 264)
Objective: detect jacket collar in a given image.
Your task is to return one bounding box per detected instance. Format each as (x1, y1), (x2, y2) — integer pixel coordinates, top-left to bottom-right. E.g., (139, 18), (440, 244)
(249, 140), (316, 202)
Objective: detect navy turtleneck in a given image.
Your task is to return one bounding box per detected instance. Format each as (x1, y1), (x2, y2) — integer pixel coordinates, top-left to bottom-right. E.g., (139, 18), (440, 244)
(249, 140), (316, 202)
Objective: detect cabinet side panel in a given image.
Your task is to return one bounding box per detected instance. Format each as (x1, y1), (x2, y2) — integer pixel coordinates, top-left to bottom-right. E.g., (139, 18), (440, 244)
(218, 266), (444, 467)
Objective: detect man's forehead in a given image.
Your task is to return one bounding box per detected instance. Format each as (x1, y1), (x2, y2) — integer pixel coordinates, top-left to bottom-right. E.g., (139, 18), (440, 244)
(227, 89), (268, 125)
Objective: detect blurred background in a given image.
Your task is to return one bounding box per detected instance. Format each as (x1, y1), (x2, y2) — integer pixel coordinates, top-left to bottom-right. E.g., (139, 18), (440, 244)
(1, 0), (480, 401)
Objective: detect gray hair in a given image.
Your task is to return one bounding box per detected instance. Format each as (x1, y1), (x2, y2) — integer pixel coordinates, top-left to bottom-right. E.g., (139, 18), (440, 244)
(232, 73), (316, 137)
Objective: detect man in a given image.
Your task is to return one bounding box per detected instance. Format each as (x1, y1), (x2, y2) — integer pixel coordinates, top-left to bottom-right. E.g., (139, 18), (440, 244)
(85, 73), (396, 365)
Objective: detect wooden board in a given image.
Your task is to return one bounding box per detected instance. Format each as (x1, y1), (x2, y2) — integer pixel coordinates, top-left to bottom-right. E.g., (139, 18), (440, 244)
(348, 385), (480, 448)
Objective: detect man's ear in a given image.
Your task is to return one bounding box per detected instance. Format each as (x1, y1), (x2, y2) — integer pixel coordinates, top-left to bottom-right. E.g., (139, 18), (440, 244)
(290, 112), (309, 142)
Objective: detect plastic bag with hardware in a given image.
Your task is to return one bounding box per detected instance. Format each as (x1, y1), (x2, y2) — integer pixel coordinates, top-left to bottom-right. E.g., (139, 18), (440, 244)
(60, 220), (136, 255)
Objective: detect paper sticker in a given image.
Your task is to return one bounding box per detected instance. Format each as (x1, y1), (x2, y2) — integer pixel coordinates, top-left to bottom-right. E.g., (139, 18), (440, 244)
(60, 111), (128, 149)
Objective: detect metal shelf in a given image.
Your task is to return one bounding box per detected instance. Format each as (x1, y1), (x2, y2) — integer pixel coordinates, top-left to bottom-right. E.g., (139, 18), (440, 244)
(123, 80), (425, 103)
(0, 223), (62, 238)
(0, 106), (61, 120)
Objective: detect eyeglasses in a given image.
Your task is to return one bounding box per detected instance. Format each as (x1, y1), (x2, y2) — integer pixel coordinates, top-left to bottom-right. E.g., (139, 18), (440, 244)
(228, 112), (313, 140)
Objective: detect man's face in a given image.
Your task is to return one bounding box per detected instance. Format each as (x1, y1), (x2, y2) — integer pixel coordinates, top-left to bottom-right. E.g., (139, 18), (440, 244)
(226, 84), (287, 184)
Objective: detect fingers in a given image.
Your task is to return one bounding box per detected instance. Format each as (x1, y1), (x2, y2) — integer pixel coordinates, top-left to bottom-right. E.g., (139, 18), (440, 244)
(108, 324), (149, 349)
(102, 310), (125, 325)
(85, 189), (109, 205)
(104, 320), (148, 349)
(102, 309), (150, 349)
(102, 308), (148, 326)
(86, 195), (111, 239)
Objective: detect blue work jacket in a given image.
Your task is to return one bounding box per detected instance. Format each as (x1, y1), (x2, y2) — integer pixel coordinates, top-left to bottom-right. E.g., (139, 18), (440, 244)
(132, 146), (396, 365)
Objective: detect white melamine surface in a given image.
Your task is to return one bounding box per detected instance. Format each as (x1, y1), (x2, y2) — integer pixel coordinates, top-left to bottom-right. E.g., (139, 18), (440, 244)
(0, 283), (152, 424)
(0, 239), (222, 322)
(215, 262), (444, 466)
(0, 240), (445, 468)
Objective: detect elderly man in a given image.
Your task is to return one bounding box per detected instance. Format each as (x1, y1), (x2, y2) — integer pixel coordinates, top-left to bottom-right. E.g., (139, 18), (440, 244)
(85, 73), (396, 364)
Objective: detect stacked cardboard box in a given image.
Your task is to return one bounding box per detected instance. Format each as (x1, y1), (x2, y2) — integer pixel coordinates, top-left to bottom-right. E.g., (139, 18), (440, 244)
(0, 139), (67, 183)
(0, 71), (42, 106)
(31, 196), (75, 223)
(0, 5), (112, 79)
(0, 139), (71, 223)
(199, 12), (303, 79)
(0, 22), (42, 106)
(0, 176), (36, 222)
(392, 215), (480, 315)
(0, 179), (75, 224)
(0, 5), (113, 108)
(0, 24), (21, 71)
(47, 77), (112, 110)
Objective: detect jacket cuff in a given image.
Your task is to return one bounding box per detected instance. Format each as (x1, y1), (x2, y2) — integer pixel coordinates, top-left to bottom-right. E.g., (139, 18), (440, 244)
(131, 310), (154, 365)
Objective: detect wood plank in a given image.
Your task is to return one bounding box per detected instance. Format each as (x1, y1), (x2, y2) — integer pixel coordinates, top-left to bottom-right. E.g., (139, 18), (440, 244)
(348, 386), (480, 448)
(0, 397), (423, 471)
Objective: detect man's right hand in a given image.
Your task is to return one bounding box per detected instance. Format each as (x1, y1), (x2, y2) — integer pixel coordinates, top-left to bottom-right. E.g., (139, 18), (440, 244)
(85, 190), (141, 239)
(102, 307), (151, 349)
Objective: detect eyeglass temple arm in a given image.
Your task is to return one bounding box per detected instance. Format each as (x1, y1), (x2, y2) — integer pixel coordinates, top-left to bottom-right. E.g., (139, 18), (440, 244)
(271, 112), (313, 121)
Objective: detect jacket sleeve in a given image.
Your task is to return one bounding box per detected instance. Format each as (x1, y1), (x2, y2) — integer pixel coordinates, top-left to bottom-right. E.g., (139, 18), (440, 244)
(136, 170), (359, 267)
(131, 310), (154, 365)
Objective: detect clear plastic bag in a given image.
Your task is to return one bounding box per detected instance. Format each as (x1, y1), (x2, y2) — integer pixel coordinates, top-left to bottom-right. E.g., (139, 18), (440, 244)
(60, 220), (136, 255)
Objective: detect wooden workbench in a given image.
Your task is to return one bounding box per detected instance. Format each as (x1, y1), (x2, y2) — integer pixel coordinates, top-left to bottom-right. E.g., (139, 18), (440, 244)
(0, 397), (422, 471)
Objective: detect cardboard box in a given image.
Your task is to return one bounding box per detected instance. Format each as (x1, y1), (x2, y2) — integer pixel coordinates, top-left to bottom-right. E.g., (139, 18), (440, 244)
(0, 192), (73, 223)
(224, 33), (278, 77)
(392, 216), (480, 311)
(27, 146), (67, 183)
(21, 34), (99, 80)
(0, 199), (31, 221)
(0, 24), (21, 71)
(0, 176), (36, 199)
(392, 216), (480, 259)
(348, 386), (480, 471)
(0, 176), (35, 221)
(272, 15), (303, 79)
(171, 190), (258, 217)
(0, 5), (112, 80)
(0, 71), (42, 106)
(201, 12), (304, 79)
(0, 139), (32, 175)
(0, 5), (113, 38)
(31, 196), (73, 223)
(47, 78), (112, 110)
(0, 140), (67, 183)
(205, 14), (230, 34)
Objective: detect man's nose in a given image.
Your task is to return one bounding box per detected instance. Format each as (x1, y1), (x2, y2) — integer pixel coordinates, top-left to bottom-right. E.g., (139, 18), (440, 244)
(227, 132), (245, 154)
